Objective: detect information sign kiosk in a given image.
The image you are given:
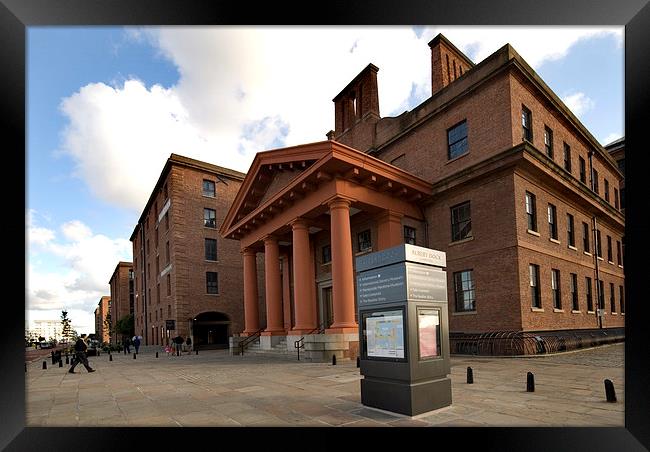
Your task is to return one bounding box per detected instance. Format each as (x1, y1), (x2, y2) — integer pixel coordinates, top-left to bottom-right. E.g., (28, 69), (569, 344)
(356, 244), (452, 416)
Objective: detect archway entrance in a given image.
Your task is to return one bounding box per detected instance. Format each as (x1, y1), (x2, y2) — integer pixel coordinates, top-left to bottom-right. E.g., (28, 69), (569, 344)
(192, 312), (231, 350)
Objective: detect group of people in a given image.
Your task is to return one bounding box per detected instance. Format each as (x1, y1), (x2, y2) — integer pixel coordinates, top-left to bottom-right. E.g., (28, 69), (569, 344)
(165, 336), (192, 355)
(123, 335), (142, 354)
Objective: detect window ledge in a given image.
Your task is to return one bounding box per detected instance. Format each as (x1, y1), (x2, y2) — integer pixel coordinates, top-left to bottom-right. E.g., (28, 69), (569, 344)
(206, 293), (221, 297)
(202, 194), (216, 199)
(608, 261), (614, 265)
(449, 236), (474, 247)
(355, 249), (373, 256)
(531, 307), (544, 312)
(583, 251), (592, 256)
(549, 238), (561, 244)
(611, 312), (618, 315)
(568, 245), (577, 251)
(621, 313), (625, 315)
(587, 311), (595, 314)
(452, 311), (477, 316)
(445, 151), (470, 165)
(597, 256), (604, 261)
(526, 229), (540, 237)
(571, 310), (581, 314)
(553, 308), (564, 313)
(204, 227), (217, 230)
(205, 260), (219, 263)
(618, 265), (624, 269)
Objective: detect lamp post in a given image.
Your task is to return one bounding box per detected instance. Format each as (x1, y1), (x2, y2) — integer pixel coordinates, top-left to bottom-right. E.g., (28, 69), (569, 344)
(588, 149), (603, 329)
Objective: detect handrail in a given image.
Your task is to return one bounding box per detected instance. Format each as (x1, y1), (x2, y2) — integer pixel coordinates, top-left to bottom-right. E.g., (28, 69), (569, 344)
(294, 323), (325, 360)
(239, 328), (264, 356)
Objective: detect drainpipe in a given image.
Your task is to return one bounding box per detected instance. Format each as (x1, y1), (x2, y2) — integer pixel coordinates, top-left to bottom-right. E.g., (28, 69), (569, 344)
(588, 150), (603, 329)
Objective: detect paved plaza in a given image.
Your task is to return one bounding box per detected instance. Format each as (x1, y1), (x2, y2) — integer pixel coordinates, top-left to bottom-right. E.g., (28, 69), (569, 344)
(25, 343), (624, 427)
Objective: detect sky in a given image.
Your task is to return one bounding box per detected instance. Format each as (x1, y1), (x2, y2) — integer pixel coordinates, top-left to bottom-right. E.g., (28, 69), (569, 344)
(26, 26), (624, 335)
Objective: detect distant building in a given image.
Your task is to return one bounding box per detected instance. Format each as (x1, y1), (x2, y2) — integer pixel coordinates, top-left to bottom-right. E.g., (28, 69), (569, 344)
(95, 296), (111, 343)
(130, 154), (246, 348)
(31, 320), (63, 342)
(605, 137), (625, 214)
(108, 261), (134, 343)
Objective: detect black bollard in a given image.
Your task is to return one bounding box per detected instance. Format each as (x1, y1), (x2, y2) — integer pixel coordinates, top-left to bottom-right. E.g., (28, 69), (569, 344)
(25, 363), (27, 372)
(51, 351), (55, 364)
(133, 353), (137, 359)
(59, 359), (63, 368)
(526, 372), (535, 392)
(156, 352), (159, 358)
(604, 379), (617, 402)
(356, 356), (360, 368)
(42, 361), (47, 370)
(467, 367), (474, 384)
(332, 354), (337, 365)
(124, 349), (127, 355)
(196, 349), (198, 355)
(65, 355), (69, 364)
(109, 354), (113, 362)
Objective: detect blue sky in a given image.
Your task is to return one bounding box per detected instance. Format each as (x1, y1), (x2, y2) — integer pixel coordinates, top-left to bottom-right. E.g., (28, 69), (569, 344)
(26, 26), (623, 334)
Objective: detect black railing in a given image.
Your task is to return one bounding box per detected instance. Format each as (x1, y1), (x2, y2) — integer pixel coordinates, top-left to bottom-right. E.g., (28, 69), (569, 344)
(294, 323), (325, 361)
(238, 328), (264, 356)
(450, 328), (624, 356)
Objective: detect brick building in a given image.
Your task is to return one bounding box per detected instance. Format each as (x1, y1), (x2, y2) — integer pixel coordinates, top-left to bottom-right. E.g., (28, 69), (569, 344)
(94, 295), (111, 343)
(221, 34), (624, 359)
(130, 154), (246, 348)
(108, 261), (134, 344)
(606, 137), (625, 214)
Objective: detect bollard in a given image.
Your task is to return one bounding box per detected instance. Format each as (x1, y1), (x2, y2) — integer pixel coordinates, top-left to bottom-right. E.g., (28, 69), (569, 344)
(65, 355), (69, 364)
(604, 379), (617, 402)
(42, 361), (47, 370)
(124, 349), (127, 355)
(356, 356), (360, 368)
(109, 354), (113, 362)
(467, 367), (474, 384)
(332, 354), (337, 366)
(156, 352), (159, 358)
(196, 349), (198, 355)
(25, 363), (27, 373)
(526, 372), (535, 392)
(133, 353), (137, 359)
(51, 351), (55, 364)
(59, 359), (63, 368)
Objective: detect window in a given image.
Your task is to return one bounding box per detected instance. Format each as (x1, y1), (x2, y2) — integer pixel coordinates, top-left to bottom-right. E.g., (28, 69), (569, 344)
(168, 305), (171, 317)
(166, 274), (171, 296)
(607, 235), (612, 262)
(582, 222), (590, 253)
(610, 283), (616, 313)
(579, 157), (586, 184)
(529, 264), (541, 308)
(404, 226), (416, 245)
(544, 126), (553, 158)
(563, 143), (572, 172)
(147, 263), (151, 280)
(322, 245), (331, 264)
(586, 277), (593, 312)
(357, 230), (371, 252)
(447, 120), (468, 160)
(522, 106), (533, 141)
(165, 241), (170, 264)
(596, 229), (602, 258)
(205, 238), (217, 261)
(617, 240), (622, 266)
(598, 280), (605, 310)
(203, 179), (216, 197)
(604, 179), (610, 203)
(593, 169), (599, 194)
(551, 269), (561, 309)
(206, 272), (219, 294)
(204, 208), (216, 228)
(155, 227), (159, 247)
(525, 192), (537, 232)
(454, 270), (475, 312)
(614, 188), (619, 210)
(548, 204), (557, 240)
(567, 214), (575, 247)
(146, 239), (150, 255)
(619, 285), (625, 313)
(570, 273), (579, 311)
(451, 201), (472, 241)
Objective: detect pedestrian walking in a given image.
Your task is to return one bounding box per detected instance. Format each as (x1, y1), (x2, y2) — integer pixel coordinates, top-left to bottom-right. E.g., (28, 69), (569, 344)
(185, 336), (192, 354)
(173, 335), (184, 356)
(69, 337), (95, 374)
(124, 337), (131, 354)
(133, 336), (141, 354)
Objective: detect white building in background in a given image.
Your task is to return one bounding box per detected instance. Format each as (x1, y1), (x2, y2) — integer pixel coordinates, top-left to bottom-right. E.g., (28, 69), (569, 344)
(31, 320), (63, 341)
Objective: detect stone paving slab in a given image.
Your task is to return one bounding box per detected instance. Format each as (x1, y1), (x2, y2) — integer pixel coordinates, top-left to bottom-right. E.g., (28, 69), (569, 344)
(25, 343), (625, 427)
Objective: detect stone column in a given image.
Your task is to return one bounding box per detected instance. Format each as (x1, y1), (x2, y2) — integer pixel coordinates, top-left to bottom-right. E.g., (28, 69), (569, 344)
(328, 198), (358, 332)
(291, 219), (316, 332)
(263, 236), (285, 334)
(377, 210), (404, 250)
(242, 248), (260, 335)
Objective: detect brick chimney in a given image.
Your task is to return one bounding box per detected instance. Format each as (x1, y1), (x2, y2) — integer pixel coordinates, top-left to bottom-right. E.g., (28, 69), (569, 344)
(428, 34), (475, 96)
(332, 63), (380, 136)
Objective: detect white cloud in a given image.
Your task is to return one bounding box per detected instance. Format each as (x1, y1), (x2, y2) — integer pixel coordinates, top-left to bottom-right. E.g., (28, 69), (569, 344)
(58, 26), (622, 213)
(27, 209), (55, 247)
(561, 92), (596, 117)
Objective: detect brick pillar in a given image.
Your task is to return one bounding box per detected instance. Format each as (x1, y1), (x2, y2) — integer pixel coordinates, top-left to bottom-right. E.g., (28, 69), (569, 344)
(263, 236), (285, 334)
(327, 198), (358, 333)
(377, 210), (404, 250)
(242, 248), (260, 335)
(291, 219), (316, 333)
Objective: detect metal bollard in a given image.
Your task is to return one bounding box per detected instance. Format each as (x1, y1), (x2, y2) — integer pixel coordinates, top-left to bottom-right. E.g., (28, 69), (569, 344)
(356, 356), (360, 368)
(467, 367), (474, 384)
(604, 379), (617, 402)
(156, 352), (159, 358)
(109, 354), (113, 362)
(51, 351), (55, 364)
(42, 361), (47, 370)
(133, 353), (137, 359)
(65, 355), (69, 364)
(526, 372), (535, 392)
(196, 349), (198, 355)
(332, 354), (337, 366)
(25, 363), (27, 373)
(59, 359), (63, 368)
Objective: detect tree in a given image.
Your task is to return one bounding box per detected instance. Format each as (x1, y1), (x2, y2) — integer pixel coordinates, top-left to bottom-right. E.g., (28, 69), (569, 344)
(103, 311), (113, 344)
(61, 310), (73, 344)
(114, 314), (134, 342)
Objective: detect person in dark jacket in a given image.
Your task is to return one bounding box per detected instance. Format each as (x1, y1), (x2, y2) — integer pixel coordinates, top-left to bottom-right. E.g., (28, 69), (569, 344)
(173, 335), (184, 356)
(69, 337), (95, 373)
(133, 336), (141, 354)
(124, 337), (131, 354)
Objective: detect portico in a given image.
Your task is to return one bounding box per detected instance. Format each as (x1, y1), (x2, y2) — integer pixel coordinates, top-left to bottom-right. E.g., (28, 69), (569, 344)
(220, 140), (433, 360)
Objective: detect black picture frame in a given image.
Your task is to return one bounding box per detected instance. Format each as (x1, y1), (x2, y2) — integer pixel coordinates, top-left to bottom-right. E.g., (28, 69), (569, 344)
(3, 0), (648, 450)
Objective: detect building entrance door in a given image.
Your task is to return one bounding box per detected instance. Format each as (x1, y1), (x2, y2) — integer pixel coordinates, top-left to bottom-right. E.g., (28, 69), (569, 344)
(319, 285), (334, 328)
(192, 312), (230, 349)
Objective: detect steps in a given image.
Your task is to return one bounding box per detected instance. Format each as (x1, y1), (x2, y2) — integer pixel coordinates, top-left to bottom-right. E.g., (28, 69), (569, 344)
(241, 338), (296, 359)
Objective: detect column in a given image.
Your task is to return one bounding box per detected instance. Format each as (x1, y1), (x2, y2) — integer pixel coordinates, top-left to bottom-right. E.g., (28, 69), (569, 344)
(291, 219), (316, 332)
(377, 210), (404, 250)
(328, 198), (358, 332)
(281, 255), (293, 331)
(263, 236), (285, 334)
(242, 248), (260, 335)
